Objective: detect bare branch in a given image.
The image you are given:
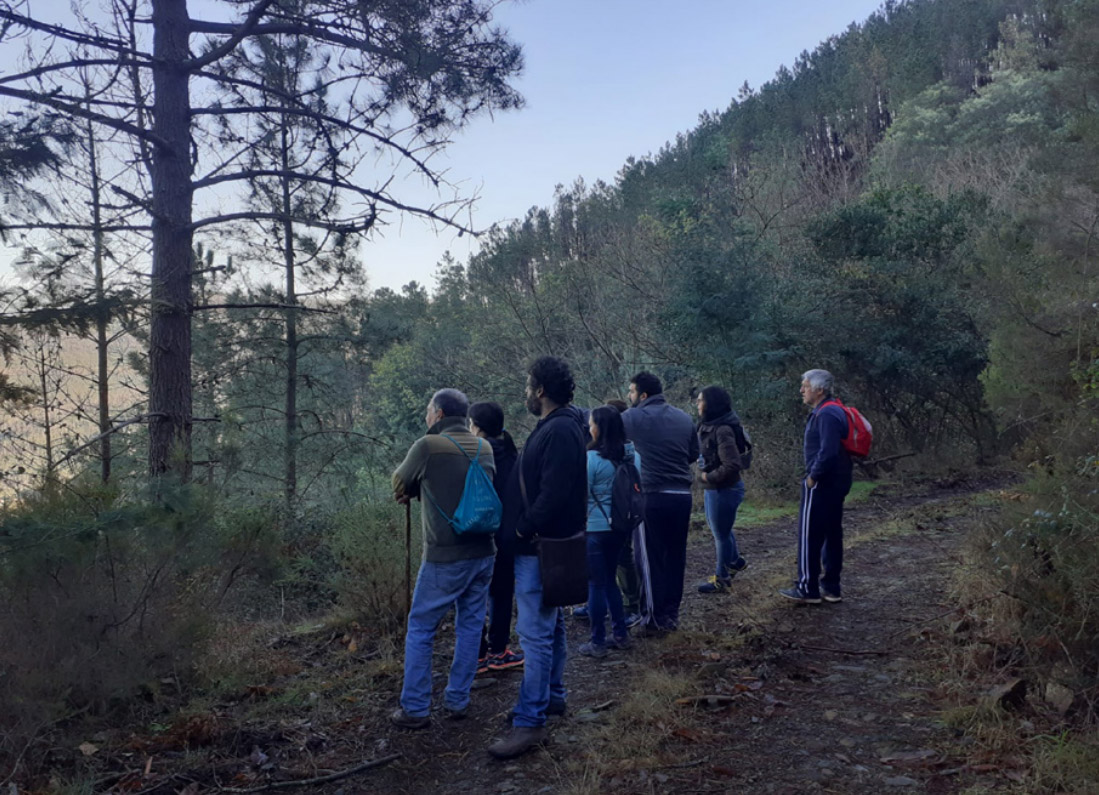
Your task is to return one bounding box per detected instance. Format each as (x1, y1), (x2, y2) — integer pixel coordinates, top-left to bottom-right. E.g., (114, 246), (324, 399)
(185, 0), (277, 71)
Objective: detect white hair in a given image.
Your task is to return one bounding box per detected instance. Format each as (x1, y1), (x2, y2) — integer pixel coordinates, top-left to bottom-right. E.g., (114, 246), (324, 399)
(801, 369), (834, 394)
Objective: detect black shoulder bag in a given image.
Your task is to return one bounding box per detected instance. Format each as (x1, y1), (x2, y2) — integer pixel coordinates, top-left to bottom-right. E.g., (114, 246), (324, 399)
(518, 450), (588, 608)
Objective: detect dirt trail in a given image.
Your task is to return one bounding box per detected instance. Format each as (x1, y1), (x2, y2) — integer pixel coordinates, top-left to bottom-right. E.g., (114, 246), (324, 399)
(83, 475), (1006, 794)
(350, 475), (1002, 794)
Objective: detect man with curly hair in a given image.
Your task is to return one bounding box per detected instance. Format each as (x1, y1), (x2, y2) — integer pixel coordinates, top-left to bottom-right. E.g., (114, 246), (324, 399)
(488, 356), (587, 759)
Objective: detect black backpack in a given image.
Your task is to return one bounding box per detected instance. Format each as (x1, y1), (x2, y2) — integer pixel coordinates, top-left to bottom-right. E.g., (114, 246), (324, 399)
(731, 422), (753, 470)
(592, 460), (644, 535)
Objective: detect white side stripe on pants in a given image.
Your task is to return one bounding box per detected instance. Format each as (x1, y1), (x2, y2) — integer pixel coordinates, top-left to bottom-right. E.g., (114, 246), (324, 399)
(798, 481), (815, 593)
(634, 521), (655, 619)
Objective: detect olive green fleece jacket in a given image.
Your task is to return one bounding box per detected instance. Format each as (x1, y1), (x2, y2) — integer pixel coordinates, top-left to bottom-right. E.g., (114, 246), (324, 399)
(392, 415), (497, 564)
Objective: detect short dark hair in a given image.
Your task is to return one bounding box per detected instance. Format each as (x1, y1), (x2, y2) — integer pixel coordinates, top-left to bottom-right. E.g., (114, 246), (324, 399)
(468, 401), (505, 437)
(431, 388), (469, 418)
(605, 398), (629, 414)
(631, 371), (662, 398)
(588, 405), (626, 462)
(528, 356), (575, 406)
(699, 385), (732, 422)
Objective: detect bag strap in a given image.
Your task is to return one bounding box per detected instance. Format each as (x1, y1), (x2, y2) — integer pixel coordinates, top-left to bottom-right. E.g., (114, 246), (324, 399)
(425, 435), (483, 526)
(440, 433), (482, 463)
(517, 448), (529, 511)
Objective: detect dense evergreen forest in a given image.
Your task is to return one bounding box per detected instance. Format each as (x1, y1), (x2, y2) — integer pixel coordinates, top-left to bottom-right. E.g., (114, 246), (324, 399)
(0, 0), (1097, 783)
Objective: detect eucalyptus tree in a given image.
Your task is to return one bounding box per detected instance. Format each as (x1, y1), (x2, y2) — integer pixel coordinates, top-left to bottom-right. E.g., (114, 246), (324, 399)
(0, 0), (523, 478)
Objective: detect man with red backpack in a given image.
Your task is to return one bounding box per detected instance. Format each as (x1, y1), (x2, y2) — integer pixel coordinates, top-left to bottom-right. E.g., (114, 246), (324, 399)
(781, 369), (861, 605)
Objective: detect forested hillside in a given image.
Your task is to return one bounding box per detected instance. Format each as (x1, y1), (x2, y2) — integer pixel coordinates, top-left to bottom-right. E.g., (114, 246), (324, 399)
(1, 0), (1097, 785)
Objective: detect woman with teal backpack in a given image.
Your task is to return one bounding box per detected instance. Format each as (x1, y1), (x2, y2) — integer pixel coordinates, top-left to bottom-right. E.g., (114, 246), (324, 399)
(579, 406), (638, 657)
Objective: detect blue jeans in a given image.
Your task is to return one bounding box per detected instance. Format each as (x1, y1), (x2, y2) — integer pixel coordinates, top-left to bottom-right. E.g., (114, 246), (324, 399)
(400, 554), (494, 717)
(512, 553), (567, 728)
(704, 481), (746, 578)
(586, 531), (627, 645)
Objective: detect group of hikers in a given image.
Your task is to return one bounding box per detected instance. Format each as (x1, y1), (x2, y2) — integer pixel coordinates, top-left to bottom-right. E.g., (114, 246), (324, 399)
(390, 357), (858, 760)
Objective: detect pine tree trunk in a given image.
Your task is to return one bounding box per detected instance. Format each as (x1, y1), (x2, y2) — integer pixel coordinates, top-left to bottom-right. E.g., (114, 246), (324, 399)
(88, 115), (111, 483)
(281, 121), (299, 518)
(148, 0), (194, 479)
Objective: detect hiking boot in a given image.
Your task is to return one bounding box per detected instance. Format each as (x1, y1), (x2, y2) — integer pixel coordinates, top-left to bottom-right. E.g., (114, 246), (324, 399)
(728, 557), (749, 576)
(390, 707), (430, 730)
(571, 605), (590, 621)
(579, 641), (607, 659)
(506, 698), (566, 726)
(779, 587), (822, 605)
(443, 705), (468, 720)
(624, 612), (643, 629)
(487, 726), (548, 760)
(607, 634), (632, 650)
(640, 622), (669, 638)
(821, 589), (843, 603)
(486, 648), (525, 671)
(697, 575), (731, 594)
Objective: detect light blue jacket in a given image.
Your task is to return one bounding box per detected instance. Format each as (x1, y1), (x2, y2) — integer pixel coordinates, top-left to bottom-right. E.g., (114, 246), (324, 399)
(586, 444), (640, 533)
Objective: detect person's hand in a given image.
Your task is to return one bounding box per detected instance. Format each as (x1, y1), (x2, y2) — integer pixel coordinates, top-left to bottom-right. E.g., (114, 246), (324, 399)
(395, 493), (411, 505)
(699, 472), (708, 483)
(805, 476), (816, 489)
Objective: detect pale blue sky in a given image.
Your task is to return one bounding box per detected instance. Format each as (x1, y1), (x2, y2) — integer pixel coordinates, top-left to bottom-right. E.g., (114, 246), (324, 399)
(362, 0), (887, 291)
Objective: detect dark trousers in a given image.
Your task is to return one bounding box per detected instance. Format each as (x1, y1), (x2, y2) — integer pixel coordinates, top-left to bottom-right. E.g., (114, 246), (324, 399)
(795, 479), (850, 598)
(480, 546), (516, 656)
(636, 491), (692, 630)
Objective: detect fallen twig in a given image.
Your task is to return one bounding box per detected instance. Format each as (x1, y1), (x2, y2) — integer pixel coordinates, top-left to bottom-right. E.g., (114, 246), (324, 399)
(674, 694), (743, 706)
(216, 754), (401, 793)
(657, 757), (707, 770)
(885, 592), (1004, 639)
(796, 644), (891, 656)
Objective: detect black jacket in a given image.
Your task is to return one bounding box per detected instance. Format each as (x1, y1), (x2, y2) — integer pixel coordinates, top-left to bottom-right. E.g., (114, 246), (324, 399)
(488, 434), (519, 554)
(504, 405), (587, 556)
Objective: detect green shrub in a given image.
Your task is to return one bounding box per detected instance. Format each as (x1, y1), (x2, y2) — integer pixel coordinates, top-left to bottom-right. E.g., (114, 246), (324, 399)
(327, 497), (423, 633)
(975, 461), (1099, 707)
(0, 481), (280, 767)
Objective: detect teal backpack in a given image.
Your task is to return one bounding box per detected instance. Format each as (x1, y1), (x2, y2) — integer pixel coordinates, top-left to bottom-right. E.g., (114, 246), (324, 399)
(427, 435), (502, 535)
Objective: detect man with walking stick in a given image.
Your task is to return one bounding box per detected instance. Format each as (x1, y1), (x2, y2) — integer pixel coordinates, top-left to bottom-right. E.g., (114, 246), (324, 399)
(390, 388), (497, 729)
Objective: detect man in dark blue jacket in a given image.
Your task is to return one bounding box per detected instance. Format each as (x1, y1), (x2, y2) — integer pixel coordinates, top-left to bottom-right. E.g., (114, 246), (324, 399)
(781, 369), (853, 604)
(622, 371), (699, 632)
(489, 356), (587, 760)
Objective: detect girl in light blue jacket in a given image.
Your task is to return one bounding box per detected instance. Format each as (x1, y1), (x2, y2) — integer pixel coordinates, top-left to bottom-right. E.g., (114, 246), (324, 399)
(580, 406), (638, 657)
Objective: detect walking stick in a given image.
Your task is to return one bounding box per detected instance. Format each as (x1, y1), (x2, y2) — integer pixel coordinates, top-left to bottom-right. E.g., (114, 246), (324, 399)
(404, 500), (412, 615)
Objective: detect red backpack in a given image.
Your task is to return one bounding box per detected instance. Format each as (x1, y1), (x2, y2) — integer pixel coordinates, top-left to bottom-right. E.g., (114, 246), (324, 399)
(819, 400), (873, 459)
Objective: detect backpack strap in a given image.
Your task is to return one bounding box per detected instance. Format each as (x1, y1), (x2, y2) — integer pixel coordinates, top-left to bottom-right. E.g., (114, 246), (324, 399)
(589, 458), (617, 524)
(426, 435), (483, 525)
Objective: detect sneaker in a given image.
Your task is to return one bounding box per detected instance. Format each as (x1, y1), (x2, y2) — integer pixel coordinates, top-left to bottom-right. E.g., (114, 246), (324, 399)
(729, 557), (749, 576)
(697, 575), (731, 594)
(579, 641), (607, 658)
(390, 707), (430, 730)
(779, 587), (822, 605)
(571, 605), (590, 620)
(488, 726), (548, 760)
(486, 648), (525, 671)
(607, 635), (632, 650)
(624, 612), (643, 629)
(443, 705), (468, 720)
(821, 590), (843, 603)
(476, 656), (490, 676)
